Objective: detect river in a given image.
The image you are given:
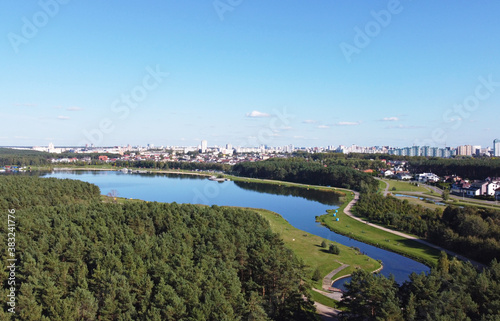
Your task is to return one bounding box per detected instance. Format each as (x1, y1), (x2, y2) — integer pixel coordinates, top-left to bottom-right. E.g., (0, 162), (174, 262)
(42, 170), (430, 289)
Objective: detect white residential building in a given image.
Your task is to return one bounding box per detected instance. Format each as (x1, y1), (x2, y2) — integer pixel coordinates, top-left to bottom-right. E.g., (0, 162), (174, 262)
(494, 139), (500, 157)
(487, 181), (500, 196)
(383, 170), (395, 177)
(416, 173), (440, 183)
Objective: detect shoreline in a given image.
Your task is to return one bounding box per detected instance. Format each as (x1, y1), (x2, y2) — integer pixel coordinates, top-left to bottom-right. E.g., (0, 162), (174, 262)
(46, 166), (453, 268)
(47, 166), (439, 266)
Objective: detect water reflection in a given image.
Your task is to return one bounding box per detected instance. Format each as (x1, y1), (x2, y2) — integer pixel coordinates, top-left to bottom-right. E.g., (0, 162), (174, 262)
(233, 180), (341, 206)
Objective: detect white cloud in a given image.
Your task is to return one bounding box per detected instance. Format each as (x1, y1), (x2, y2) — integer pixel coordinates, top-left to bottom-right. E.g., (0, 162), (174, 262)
(14, 103), (36, 107)
(381, 117), (399, 122)
(336, 121), (361, 126)
(67, 106), (83, 111)
(246, 110), (271, 118)
(386, 125), (425, 129)
(302, 119), (317, 124)
(317, 125), (330, 129)
(57, 116), (70, 120)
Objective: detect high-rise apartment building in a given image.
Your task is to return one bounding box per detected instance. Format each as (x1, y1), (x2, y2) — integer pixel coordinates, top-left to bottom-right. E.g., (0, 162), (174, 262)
(457, 145), (473, 156)
(494, 139), (500, 157)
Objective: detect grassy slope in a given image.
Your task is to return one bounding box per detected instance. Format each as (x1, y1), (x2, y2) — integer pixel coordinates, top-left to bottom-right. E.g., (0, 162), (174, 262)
(251, 208), (381, 286)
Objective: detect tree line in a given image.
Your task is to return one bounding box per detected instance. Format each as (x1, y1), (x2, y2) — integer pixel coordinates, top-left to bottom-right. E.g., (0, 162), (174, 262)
(0, 176), (317, 320)
(293, 151), (389, 171)
(0, 148), (121, 167)
(113, 160), (231, 172)
(407, 157), (500, 180)
(232, 158), (379, 192)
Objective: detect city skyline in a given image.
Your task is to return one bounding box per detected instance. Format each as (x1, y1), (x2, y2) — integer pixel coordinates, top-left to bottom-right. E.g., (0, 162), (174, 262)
(2, 1), (499, 147)
(6, 137), (499, 157)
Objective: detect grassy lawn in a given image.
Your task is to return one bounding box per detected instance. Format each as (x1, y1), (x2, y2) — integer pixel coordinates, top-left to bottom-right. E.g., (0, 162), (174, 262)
(383, 179), (428, 193)
(378, 179), (388, 193)
(394, 194), (446, 211)
(318, 194), (440, 268)
(251, 208), (381, 291)
(446, 199), (500, 210)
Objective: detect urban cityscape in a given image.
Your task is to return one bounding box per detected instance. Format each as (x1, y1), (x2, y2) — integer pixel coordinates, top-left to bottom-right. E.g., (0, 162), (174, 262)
(20, 137), (500, 158)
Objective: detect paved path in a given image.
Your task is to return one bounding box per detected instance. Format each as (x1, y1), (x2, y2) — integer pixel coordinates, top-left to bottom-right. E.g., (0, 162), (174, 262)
(377, 178), (390, 196)
(313, 288), (344, 302)
(342, 189), (485, 268)
(322, 264), (349, 291)
(314, 301), (340, 321)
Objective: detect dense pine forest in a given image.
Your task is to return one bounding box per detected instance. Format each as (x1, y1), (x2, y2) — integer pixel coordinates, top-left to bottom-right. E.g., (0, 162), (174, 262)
(0, 148), (120, 167)
(232, 158), (378, 192)
(0, 176), (317, 320)
(341, 256), (500, 321)
(354, 193), (500, 265)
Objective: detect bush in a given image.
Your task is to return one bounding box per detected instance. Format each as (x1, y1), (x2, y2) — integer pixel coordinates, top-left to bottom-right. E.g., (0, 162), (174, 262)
(329, 244), (340, 255)
(312, 267), (322, 281)
(321, 240), (327, 248)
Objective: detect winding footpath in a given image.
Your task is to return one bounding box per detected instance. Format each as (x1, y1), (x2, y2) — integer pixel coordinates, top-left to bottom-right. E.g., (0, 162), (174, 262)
(322, 264), (350, 292)
(344, 183), (484, 268)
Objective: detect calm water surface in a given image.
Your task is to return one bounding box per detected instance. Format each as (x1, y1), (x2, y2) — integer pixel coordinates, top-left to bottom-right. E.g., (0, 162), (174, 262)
(42, 170), (430, 289)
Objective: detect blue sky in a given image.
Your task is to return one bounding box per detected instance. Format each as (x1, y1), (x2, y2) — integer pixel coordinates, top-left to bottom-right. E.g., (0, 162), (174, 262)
(1, 0), (499, 148)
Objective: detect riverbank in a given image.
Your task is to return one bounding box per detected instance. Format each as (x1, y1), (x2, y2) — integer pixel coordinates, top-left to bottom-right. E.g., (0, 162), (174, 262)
(51, 165), (443, 266)
(49, 165), (349, 198)
(319, 192), (441, 268)
(250, 208), (381, 288)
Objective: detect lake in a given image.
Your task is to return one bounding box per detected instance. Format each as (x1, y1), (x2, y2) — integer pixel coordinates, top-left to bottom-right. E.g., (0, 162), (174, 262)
(42, 170), (430, 289)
